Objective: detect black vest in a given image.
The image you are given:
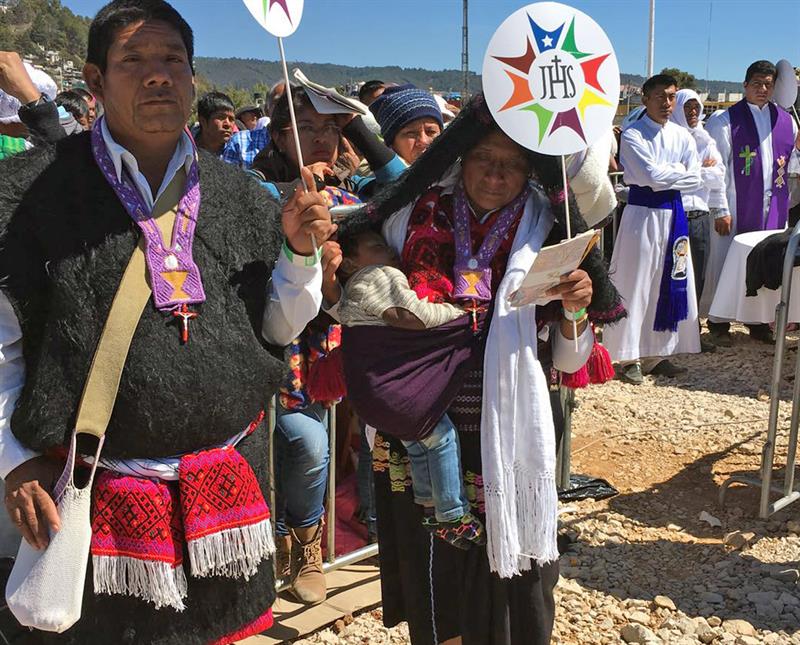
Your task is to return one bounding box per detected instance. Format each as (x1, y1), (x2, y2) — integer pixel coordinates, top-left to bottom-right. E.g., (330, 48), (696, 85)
(0, 133), (289, 459)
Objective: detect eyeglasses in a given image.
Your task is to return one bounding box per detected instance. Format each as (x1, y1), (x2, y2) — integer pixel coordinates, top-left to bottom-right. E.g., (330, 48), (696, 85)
(283, 124), (341, 139)
(465, 149), (530, 177)
(746, 80), (774, 90)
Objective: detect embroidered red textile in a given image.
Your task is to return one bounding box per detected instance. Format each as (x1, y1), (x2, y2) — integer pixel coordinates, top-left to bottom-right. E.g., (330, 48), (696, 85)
(207, 607), (274, 645)
(90, 413), (274, 611)
(401, 188), (523, 305)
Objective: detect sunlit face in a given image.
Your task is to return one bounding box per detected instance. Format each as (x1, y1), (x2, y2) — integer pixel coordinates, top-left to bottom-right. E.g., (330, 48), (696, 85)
(461, 130), (531, 215)
(744, 73), (774, 108)
(643, 84), (677, 124)
(83, 20), (194, 145)
(199, 109), (235, 153)
(683, 99), (701, 129)
(391, 117), (441, 164)
(277, 105), (340, 167)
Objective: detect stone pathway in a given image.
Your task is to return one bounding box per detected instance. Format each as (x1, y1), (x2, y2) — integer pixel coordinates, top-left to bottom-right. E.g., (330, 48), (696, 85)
(288, 325), (800, 644)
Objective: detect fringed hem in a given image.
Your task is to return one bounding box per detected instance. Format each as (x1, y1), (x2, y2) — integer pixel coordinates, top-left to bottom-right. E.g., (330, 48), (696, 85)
(207, 607), (274, 645)
(187, 518), (275, 580)
(484, 469), (559, 579)
(92, 555), (188, 611)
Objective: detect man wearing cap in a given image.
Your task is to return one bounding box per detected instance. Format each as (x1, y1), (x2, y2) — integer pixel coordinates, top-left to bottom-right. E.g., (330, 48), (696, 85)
(0, 1), (334, 642)
(222, 103), (270, 169)
(369, 83), (444, 164)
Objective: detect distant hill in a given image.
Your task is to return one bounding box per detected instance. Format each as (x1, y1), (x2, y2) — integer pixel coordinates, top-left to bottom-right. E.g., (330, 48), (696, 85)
(0, 0), (90, 66)
(196, 56), (741, 96)
(195, 57), (479, 94)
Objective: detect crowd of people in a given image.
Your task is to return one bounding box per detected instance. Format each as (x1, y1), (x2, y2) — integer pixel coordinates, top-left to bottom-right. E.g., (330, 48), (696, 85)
(0, 1), (798, 644)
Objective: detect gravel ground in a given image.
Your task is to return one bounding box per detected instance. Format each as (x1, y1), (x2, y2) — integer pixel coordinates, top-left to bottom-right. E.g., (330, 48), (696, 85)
(288, 324), (800, 645)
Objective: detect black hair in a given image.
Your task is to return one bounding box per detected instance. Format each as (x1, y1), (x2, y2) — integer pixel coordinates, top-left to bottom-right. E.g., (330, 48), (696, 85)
(197, 91), (234, 121)
(745, 60), (776, 83)
(358, 80), (385, 104)
(252, 86), (316, 183)
(72, 87), (94, 103)
(642, 74), (677, 96)
(55, 90), (90, 122)
(338, 93), (626, 323)
(87, 0), (194, 73)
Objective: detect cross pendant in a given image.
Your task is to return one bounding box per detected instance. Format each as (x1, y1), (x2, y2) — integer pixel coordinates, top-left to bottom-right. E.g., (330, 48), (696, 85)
(172, 304), (198, 345)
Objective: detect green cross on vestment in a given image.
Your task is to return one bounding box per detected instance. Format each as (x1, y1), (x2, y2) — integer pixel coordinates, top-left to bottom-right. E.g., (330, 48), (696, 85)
(739, 145), (757, 176)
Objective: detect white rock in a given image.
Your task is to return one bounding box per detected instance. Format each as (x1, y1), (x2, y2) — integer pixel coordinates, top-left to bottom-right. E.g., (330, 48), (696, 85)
(722, 619), (757, 636)
(621, 623), (659, 644)
(699, 511), (722, 527)
(652, 595), (676, 611)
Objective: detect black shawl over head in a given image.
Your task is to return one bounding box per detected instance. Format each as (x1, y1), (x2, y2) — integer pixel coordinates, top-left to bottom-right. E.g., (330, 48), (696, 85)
(338, 92), (626, 323)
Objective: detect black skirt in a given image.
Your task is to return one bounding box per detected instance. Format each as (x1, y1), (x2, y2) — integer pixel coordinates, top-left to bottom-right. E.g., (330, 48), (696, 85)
(373, 427), (559, 645)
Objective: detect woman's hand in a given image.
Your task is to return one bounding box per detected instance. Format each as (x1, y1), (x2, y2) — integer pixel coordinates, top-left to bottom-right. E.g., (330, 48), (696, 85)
(282, 167), (337, 255)
(547, 269), (593, 312)
(321, 240), (343, 305)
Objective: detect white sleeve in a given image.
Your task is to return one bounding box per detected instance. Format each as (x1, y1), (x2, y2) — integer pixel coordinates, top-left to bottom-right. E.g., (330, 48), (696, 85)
(551, 322), (593, 374)
(620, 129), (702, 192)
(261, 246), (323, 347)
(705, 114), (732, 169)
(0, 293), (39, 479)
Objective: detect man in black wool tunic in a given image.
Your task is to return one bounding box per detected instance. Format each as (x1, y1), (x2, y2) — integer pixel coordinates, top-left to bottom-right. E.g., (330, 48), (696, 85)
(0, 1), (336, 643)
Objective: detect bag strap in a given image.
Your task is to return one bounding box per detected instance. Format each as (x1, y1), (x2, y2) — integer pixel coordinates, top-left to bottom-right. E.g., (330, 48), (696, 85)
(74, 169), (188, 439)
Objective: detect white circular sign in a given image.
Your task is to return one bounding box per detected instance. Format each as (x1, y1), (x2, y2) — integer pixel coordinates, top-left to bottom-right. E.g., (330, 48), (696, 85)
(482, 2), (620, 156)
(242, 0), (304, 38)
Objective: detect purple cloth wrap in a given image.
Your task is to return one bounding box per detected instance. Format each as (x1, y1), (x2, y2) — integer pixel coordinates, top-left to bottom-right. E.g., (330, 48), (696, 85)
(342, 313), (485, 441)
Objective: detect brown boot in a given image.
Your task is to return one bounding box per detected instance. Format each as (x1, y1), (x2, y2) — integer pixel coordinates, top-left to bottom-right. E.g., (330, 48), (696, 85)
(289, 522), (326, 604)
(275, 534), (292, 583)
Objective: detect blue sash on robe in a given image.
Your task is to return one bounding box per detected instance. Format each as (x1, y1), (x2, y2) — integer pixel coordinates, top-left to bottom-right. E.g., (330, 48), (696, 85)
(628, 185), (690, 332)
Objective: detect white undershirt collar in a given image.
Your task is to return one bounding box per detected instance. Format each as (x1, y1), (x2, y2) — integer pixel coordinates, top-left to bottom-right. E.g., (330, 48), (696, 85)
(100, 118), (194, 209)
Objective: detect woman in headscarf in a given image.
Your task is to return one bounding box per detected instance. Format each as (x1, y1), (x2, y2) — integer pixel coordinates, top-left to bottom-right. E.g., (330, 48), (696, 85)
(369, 84), (445, 165)
(669, 88), (730, 335)
(337, 94), (624, 645)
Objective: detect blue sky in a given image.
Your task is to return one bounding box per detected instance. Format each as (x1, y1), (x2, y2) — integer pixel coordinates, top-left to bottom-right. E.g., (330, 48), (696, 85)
(64, 0), (799, 83)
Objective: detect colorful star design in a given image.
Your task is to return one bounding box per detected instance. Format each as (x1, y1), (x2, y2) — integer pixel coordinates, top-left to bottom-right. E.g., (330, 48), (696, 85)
(493, 14), (614, 146)
(264, 0), (293, 24)
(461, 271), (483, 297)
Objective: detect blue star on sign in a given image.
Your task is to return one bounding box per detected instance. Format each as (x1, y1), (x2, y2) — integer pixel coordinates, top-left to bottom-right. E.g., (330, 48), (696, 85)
(528, 15), (564, 53)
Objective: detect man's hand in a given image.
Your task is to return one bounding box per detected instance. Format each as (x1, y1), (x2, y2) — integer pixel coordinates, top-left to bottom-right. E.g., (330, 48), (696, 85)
(0, 51), (41, 105)
(702, 157), (717, 167)
(4, 456), (62, 550)
(282, 167), (337, 256)
(321, 240), (343, 305)
(714, 215), (732, 236)
(547, 269), (593, 312)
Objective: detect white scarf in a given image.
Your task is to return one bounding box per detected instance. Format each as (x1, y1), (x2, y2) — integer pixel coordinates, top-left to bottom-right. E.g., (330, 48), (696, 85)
(383, 175), (560, 577)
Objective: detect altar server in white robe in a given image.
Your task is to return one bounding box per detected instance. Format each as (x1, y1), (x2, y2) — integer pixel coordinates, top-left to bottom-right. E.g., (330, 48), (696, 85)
(604, 74), (702, 385)
(669, 89), (729, 352)
(704, 60), (799, 345)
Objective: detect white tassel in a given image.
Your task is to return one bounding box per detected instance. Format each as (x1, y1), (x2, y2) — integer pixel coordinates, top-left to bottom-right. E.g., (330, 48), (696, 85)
(515, 467), (560, 567)
(92, 555), (188, 611)
(485, 466), (559, 579)
(187, 519), (275, 580)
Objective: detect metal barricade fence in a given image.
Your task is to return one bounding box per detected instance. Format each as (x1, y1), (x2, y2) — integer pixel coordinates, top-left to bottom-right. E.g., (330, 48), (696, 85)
(719, 220), (800, 518)
(267, 397), (379, 592)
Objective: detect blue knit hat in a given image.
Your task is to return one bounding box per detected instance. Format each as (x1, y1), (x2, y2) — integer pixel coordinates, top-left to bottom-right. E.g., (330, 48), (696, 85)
(369, 84), (443, 146)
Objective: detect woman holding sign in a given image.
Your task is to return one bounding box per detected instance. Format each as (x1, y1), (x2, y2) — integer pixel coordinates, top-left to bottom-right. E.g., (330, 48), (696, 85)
(338, 94), (624, 644)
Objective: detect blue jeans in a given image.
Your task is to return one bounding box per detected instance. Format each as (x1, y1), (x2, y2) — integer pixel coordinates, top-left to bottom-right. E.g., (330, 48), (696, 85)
(401, 414), (469, 522)
(357, 424), (377, 535)
(274, 402), (329, 536)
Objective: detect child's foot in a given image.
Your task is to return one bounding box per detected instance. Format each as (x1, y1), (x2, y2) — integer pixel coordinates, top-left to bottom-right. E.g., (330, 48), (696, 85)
(422, 512), (486, 550)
